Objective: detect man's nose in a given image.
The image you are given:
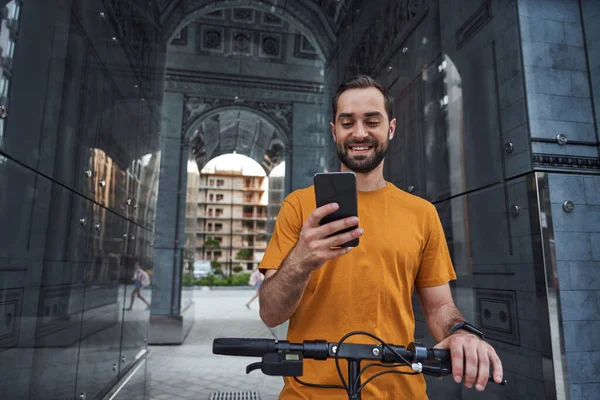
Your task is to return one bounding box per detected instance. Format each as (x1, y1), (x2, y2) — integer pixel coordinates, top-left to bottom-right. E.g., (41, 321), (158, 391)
(353, 122), (368, 138)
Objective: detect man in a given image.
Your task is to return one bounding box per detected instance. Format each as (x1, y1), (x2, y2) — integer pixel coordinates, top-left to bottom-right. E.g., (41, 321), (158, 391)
(258, 75), (503, 399)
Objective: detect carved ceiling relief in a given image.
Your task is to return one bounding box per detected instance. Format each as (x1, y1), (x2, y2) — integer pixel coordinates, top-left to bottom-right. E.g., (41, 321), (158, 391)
(312, 0), (353, 33)
(161, 0), (334, 57)
(347, 0), (428, 77)
(169, 7), (321, 64)
(183, 96), (293, 142)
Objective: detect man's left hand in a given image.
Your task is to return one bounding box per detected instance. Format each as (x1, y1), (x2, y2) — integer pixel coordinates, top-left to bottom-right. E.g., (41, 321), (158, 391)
(434, 331), (503, 391)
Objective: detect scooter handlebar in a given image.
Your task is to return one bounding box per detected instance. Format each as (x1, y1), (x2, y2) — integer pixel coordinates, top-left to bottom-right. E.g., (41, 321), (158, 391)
(213, 338), (278, 358)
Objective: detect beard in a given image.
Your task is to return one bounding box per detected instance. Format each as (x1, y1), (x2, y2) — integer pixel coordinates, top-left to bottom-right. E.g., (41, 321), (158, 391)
(336, 135), (389, 173)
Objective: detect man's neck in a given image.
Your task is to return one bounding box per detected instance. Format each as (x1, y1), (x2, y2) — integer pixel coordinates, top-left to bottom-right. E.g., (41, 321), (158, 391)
(340, 164), (387, 192)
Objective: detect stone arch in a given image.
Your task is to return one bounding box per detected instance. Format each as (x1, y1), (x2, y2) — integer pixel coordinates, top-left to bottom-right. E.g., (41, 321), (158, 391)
(184, 104), (291, 175)
(161, 0), (335, 61)
(184, 103), (291, 146)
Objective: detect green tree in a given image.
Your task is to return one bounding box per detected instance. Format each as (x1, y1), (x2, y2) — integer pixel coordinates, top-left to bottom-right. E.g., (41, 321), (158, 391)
(211, 260), (223, 276)
(202, 238), (221, 251)
(236, 248), (253, 260)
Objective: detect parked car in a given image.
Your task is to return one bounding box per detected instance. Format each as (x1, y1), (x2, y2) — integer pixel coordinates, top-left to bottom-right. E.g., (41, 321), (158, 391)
(193, 260), (212, 278)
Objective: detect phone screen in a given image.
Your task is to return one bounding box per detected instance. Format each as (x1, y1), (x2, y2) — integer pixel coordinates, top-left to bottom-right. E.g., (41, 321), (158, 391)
(313, 172), (359, 247)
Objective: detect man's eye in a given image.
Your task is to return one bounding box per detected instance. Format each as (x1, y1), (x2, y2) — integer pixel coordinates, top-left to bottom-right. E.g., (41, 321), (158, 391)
(342, 122), (353, 128)
(366, 121), (380, 126)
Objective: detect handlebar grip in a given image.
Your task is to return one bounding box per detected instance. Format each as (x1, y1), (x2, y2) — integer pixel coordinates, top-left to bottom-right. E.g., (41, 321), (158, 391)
(212, 338), (277, 357)
(427, 348), (451, 364)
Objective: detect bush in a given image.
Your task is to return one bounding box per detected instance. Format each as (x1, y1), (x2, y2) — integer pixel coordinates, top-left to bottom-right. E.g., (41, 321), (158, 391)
(183, 272), (251, 287)
(211, 273), (251, 287)
(182, 274), (195, 286)
(232, 265), (244, 273)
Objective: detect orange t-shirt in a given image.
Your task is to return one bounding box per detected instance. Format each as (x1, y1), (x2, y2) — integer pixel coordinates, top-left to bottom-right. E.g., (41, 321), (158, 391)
(259, 181), (457, 399)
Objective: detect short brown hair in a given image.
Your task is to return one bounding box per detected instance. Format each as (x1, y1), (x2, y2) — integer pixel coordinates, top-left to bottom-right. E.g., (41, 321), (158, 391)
(332, 75), (394, 120)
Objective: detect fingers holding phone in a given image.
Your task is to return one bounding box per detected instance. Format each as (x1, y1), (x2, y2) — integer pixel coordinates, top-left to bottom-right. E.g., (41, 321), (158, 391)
(292, 203), (363, 271)
(286, 172), (361, 273)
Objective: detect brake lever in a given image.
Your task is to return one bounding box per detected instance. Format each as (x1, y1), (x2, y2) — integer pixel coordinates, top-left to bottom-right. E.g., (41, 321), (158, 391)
(246, 362), (262, 374)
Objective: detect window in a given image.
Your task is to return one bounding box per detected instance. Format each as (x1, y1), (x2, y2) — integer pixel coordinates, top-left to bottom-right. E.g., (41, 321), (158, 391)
(270, 179), (283, 190)
(216, 179), (225, 187)
(209, 179), (215, 186)
(242, 221), (253, 230)
(12, 2), (20, 20)
(216, 194), (224, 201)
(214, 251), (222, 259)
(209, 194), (214, 201)
(208, 208), (213, 216)
(214, 237), (223, 243)
(269, 191), (282, 202)
(7, 40), (14, 58)
(0, 76), (8, 97)
(215, 208), (223, 216)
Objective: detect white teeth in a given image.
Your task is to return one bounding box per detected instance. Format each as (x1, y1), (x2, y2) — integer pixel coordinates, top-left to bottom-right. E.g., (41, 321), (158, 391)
(351, 146), (370, 150)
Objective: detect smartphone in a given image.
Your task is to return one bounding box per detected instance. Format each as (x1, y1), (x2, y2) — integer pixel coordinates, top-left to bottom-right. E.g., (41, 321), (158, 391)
(313, 172), (359, 247)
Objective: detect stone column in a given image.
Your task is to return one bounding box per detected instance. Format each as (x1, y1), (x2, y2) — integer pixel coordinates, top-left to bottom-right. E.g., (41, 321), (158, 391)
(149, 91), (195, 344)
(518, 0), (600, 398)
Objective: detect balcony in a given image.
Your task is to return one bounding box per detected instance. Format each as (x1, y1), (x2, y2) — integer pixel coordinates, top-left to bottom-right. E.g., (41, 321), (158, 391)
(196, 213), (227, 219)
(231, 230), (263, 235)
(200, 183), (265, 190)
(194, 228), (226, 234)
(2, 56), (13, 75)
(6, 18), (18, 38)
(241, 213), (267, 219)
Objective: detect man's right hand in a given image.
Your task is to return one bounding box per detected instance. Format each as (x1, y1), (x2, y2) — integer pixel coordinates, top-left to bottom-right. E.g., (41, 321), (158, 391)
(288, 202), (363, 271)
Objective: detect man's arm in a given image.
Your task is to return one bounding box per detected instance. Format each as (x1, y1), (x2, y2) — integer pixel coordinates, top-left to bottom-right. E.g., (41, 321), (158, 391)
(258, 252), (312, 328)
(258, 203), (363, 328)
(416, 283), (464, 341)
(417, 283), (503, 391)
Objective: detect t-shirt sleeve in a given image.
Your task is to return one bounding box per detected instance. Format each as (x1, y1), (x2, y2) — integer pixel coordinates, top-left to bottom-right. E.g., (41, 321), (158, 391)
(259, 197), (303, 274)
(415, 203), (457, 288)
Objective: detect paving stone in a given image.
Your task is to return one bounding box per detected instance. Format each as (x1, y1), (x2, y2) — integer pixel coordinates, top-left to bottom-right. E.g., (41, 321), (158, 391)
(113, 289), (285, 400)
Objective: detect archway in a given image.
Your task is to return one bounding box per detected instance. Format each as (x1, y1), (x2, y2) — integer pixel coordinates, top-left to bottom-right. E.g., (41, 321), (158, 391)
(150, 2), (332, 344)
(160, 0), (335, 61)
(185, 104), (290, 172)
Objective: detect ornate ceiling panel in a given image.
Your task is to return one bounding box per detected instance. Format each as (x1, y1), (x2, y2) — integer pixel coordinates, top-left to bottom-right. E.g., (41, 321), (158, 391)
(169, 7), (319, 64)
(159, 0), (336, 58)
(311, 0), (354, 33)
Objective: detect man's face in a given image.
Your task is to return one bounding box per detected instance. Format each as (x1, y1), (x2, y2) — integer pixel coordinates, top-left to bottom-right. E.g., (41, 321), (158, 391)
(331, 87), (396, 173)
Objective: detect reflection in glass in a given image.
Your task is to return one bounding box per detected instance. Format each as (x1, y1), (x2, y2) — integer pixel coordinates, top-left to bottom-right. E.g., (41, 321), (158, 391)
(0, 0), (596, 399)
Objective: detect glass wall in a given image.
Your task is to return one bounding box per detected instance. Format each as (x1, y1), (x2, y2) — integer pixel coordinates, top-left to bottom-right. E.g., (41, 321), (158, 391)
(1, 0), (598, 399)
(0, 0), (161, 398)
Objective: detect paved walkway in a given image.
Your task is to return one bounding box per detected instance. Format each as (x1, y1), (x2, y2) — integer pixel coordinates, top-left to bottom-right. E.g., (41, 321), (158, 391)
(122, 288), (286, 400)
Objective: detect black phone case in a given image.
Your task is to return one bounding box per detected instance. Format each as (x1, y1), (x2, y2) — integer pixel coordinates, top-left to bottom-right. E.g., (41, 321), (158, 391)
(313, 172), (359, 247)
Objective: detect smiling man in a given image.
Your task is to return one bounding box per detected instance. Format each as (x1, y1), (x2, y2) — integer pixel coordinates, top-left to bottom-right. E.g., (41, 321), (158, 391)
(257, 75), (504, 399)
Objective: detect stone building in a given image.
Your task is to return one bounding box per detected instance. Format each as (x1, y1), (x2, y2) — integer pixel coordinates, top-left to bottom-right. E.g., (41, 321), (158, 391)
(0, 0), (598, 399)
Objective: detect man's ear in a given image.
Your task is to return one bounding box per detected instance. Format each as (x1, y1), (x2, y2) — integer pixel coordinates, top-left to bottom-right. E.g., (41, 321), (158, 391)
(389, 118), (397, 141)
(330, 122), (337, 141)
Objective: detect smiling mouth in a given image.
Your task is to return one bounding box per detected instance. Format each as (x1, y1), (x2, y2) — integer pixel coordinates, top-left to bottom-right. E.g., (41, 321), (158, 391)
(348, 145), (374, 153)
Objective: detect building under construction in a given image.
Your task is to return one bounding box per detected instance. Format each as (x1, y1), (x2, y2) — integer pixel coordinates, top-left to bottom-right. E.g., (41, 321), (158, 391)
(186, 166), (268, 274)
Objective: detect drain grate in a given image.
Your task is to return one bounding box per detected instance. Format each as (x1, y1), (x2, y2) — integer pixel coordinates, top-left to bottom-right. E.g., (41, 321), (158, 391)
(210, 391), (260, 400)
